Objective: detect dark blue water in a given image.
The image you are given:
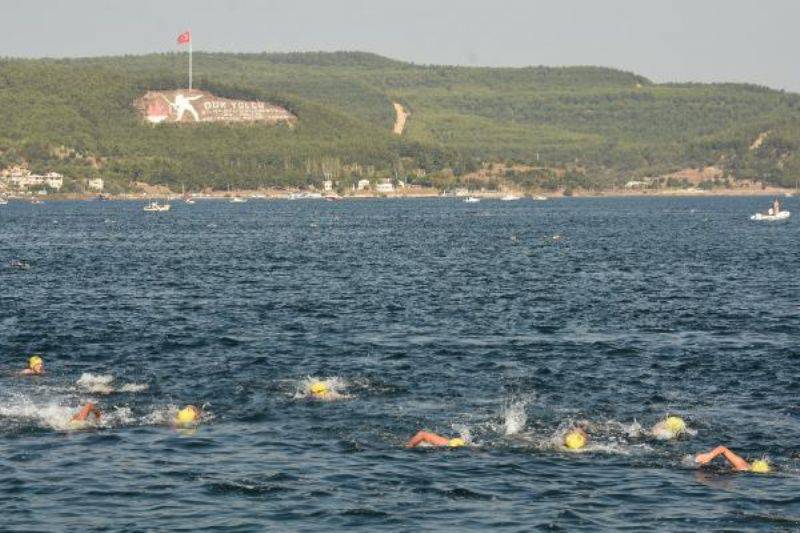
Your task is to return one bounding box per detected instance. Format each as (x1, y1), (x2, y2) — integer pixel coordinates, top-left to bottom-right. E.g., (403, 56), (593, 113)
(1, 197), (798, 531)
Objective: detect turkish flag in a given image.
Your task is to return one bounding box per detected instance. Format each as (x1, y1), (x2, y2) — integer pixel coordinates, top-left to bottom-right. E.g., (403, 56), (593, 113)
(177, 31), (191, 45)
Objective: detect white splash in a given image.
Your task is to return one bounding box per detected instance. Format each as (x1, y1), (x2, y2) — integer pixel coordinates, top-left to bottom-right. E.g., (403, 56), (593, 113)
(76, 373), (115, 394)
(451, 423), (472, 444)
(0, 394), (91, 431)
(119, 383), (149, 393)
(76, 373), (148, 394)
(294, 376), (351, 401)
(502, 400), (528, 436)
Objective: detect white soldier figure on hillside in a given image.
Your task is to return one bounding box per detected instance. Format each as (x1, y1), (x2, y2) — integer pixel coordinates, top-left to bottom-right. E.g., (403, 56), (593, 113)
(160, 92), (202, 122)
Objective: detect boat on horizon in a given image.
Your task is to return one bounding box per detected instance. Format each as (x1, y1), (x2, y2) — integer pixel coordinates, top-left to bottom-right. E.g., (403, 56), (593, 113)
(143, 201), (171, 212)
(500, 194), (521, 201)
(533, 195), (548, 201)
(230, 196), (247, 203)
(464, 196), (480, 203)
(288, 192), (323, 200)
(751, 210), (790, 221)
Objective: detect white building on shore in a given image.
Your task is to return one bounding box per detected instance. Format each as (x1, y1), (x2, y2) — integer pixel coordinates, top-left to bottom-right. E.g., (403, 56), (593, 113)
(87, 178), (104, 191)
(5, 170), (64, 191)
(356, 179), (371, 191)
(375, 180), (394, 193)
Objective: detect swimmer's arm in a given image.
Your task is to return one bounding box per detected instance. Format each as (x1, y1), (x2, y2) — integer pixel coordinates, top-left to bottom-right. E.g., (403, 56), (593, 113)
(71, 403), (101, 422)
(406, 431), (450, 448)
(695, 446), (750, 471)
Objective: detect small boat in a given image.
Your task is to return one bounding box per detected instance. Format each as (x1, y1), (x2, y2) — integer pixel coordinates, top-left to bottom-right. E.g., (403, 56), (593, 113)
(30, 198), (43, 205)
(143, 201), (171, 212)
(9, 259), (30, 270)
(750, 210), (790, 221)
(324, 194), (342, 202)
(500, 195), (520, 201)
(249, 193), (267, 199)
(184, 198), (195, 205)
(230, 197), (247, 203)
(0, 197), (7, 205)
(464, 196), (481, 203)
(533, 195), (548, 201)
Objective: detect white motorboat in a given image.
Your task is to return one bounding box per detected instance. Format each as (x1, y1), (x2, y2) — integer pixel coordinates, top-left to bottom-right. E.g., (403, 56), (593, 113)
(464, 196), (481, 203)
(184, 198), (196, 205)
(500, 195), (520, 201)
(750, 210), (790, 221)
(288, 192), (323, 200)
(230, 197), (247, 203)
(143, 201), (171, 212)
(533, 195), (548, 201)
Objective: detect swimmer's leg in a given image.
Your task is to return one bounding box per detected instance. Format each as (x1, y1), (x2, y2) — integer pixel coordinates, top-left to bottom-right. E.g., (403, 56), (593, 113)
(406, 431), (450, 448)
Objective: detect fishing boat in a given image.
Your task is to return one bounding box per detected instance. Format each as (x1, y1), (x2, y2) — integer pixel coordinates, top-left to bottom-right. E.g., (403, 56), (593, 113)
(464, 196), (480, 203)
(143, 201), (171, 212)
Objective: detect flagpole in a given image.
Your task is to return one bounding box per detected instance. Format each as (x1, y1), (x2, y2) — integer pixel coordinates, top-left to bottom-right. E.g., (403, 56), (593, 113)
(189, 37), (193, 90)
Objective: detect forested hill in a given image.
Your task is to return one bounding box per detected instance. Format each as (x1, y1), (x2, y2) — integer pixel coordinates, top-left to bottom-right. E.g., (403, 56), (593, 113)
(1, 51), (799, 192)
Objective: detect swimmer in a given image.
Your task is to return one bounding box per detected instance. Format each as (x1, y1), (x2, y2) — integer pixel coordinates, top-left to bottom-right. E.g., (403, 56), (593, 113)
(310, 381), (330, 398)
(694, 445), (771, 474)
(20, 355), (44, 375)
(174, 405), (201, 427)
(651, 415), (688, 440)
(305, 380), (347, 401)
(406, 430), (466, 448)
(69, 402), (102, 429)
(563, 427), (589, 450)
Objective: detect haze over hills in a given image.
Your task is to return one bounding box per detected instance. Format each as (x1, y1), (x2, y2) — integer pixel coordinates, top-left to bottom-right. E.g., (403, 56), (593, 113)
(1, 51), (799, 193)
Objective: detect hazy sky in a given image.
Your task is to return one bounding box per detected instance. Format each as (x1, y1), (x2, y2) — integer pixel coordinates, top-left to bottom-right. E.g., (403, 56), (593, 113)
(3, 0), (799, 91)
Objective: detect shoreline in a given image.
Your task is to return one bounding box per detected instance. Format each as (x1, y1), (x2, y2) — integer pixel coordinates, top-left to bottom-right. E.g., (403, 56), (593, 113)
(4, 186), (794, 202)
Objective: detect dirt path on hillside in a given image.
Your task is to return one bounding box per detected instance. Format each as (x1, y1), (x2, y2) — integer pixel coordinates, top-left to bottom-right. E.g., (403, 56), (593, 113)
(750, 131), (770, 150)
(392, 102), (408, 135)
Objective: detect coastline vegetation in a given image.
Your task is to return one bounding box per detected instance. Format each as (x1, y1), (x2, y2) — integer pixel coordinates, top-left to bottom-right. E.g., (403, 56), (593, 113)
(1, 52), (799, 193)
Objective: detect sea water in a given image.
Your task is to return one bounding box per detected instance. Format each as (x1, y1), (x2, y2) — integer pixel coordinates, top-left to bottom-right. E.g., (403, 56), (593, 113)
(0, 197), (798, 530)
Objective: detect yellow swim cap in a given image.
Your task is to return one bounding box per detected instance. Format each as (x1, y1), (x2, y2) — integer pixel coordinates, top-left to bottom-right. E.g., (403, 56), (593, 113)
(750, 459), (771, 474)
(176, 405), (200, 425)
(28, 355), (43, 369)
(564, 431), (587, 450)
(664, 416), (686, 436)
(310, 382), (329, 396)
(447, 438), (466, 448)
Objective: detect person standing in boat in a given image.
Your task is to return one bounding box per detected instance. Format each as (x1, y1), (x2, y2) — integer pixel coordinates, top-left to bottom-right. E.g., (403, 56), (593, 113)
(773, 198), (781, 215)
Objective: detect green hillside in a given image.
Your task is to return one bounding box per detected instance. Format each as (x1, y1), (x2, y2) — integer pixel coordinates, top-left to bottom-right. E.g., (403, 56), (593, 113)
(1, 51), (799, 192)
